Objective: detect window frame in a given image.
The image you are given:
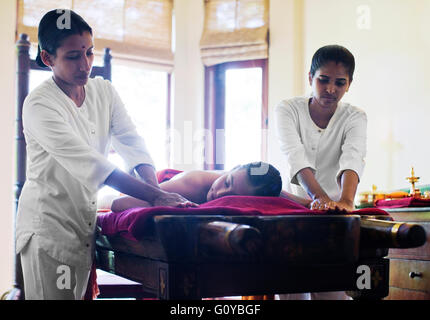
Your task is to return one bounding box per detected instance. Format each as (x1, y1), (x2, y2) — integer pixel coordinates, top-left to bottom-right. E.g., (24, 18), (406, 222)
(204, 59), (268, 170)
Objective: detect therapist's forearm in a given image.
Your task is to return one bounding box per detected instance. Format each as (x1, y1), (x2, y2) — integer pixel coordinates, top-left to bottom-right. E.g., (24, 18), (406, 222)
(296, 168), (330, 201)
(338, 170), (359, 208)
(280, 190), (312, 208)
(104, 168), (161, 204)
(135, 163), (159, 188)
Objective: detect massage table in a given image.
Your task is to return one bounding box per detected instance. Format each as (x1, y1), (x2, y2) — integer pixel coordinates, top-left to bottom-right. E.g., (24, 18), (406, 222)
(95, 197), (426, 300)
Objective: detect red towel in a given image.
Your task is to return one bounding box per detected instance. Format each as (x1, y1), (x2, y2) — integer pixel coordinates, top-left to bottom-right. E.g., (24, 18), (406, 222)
(97, 196), (389, 242)
(376, 197), (430, 208)
(156, 168), (183, 183)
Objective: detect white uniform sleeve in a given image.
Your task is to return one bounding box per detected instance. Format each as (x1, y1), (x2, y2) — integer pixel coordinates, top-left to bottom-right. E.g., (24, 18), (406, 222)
(23, 101), (116, 193)
(336, 110), (367, 184)
(108, 82), (155, 173)
(275, 100), (315, 185)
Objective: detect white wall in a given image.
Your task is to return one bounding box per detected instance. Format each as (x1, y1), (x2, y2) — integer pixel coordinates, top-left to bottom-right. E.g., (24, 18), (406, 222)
(267, 0), (306, 191)
(301, 0), (430, 192)
(171, 0), (205, 171)
(0, 0), (17, 296)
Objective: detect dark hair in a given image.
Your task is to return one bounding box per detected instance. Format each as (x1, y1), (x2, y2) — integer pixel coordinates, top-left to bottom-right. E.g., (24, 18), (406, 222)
(237, 162), (282, 197)
(309, 45), (355, 81)
(36, 9), (92, 67)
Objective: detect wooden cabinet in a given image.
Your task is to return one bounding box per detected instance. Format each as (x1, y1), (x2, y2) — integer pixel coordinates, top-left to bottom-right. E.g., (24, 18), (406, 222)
(384, 208), (430, 300)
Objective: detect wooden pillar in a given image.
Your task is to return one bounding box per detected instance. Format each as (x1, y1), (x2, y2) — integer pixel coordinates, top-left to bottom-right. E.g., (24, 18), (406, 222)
(8, 33), (31, 300)
(103, 48), (112, 81)
(204, 64), (225, 170)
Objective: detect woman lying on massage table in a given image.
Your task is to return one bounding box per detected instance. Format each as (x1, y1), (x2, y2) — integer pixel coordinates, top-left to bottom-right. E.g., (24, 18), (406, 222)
(110, 161), (313, 212)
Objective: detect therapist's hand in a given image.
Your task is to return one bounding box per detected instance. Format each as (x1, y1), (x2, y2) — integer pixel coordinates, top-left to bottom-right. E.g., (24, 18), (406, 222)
(152, 191), (199, 208)
(331, 199), (354, 212)
(310, 195), (335, 210)
(311, 197), (354, 212)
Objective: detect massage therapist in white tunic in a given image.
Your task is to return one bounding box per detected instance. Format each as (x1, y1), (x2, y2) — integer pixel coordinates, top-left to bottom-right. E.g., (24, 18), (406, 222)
(276, 45), (367, 212)
(275, 45), (367, 300)
(16, 9), (196, 300)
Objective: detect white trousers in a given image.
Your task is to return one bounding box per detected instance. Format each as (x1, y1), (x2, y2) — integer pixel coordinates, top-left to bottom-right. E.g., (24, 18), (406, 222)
(20, 236), (91, 300)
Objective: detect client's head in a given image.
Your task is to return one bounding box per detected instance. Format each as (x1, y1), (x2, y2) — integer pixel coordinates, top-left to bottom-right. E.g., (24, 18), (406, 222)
(206, 162), (282, 201)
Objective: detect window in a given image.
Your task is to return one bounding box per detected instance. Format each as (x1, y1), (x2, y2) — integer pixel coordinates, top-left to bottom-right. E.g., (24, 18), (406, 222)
(225, 66), (262, 170)
(100, 61), (171, 200)
(110, 62), (170, 171)
(200, 0), (269, 171)
(204, 59), (268, 171)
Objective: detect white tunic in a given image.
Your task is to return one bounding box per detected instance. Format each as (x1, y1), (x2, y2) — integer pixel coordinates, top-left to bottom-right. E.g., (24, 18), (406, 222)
(275, 96), (367, 201)
(16, 77), (154, 268)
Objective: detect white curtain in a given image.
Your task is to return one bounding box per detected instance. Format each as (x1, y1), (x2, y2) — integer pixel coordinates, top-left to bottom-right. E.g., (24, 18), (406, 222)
(200, 0), (269, 66)
(17, 0), (174, 72)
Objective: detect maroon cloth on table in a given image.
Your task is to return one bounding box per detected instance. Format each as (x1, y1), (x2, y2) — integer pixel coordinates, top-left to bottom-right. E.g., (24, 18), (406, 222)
(156, 168), (183, 183)
(97, 196), (389, 242)
(376, 197), (430, 208)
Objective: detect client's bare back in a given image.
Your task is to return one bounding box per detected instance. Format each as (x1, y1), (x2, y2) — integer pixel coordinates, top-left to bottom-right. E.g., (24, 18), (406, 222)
(111, 170), (222, 212)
